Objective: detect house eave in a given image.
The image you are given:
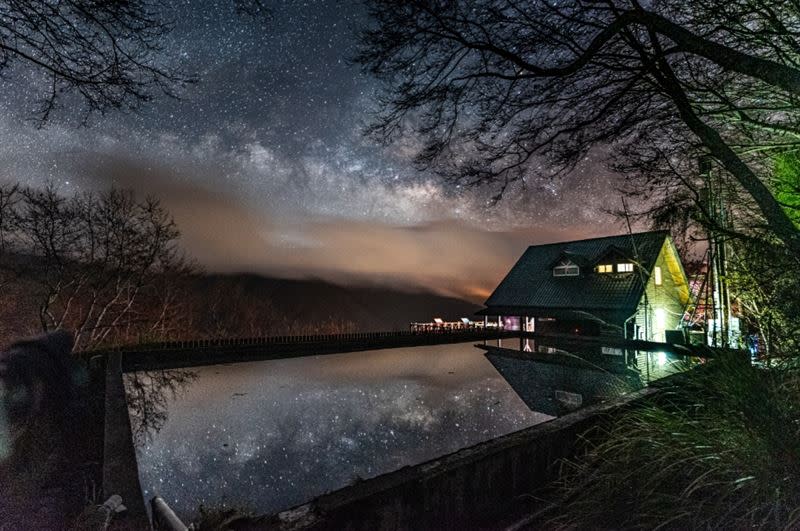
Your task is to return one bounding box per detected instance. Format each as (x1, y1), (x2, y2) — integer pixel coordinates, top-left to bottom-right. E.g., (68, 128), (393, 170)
(476, 305), (638, 325)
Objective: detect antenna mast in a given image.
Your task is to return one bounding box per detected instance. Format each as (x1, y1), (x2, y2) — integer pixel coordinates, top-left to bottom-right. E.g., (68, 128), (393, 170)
(621, 196), (650, 340)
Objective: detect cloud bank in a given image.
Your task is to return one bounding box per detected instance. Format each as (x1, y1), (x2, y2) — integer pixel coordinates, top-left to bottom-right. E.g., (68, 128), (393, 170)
(0, 117), (624, 302)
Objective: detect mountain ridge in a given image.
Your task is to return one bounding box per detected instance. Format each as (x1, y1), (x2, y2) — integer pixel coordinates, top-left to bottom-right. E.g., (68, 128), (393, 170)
(188, 272), (484, 333)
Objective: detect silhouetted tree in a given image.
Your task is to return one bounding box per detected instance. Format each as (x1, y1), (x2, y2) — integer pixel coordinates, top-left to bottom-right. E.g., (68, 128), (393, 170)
(0, 185), (194, 350)
(357, 0), (800, 259)
(0, 0), (270, 122)
(0, 183), (19, 290)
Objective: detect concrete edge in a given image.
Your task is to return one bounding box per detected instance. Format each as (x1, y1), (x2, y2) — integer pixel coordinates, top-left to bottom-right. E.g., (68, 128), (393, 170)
(102, 351), (149, 527)
(116, 332), (513, 373)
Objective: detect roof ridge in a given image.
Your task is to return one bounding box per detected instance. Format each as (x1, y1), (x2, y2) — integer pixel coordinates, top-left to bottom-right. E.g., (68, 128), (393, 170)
(525, 229), (668, 249)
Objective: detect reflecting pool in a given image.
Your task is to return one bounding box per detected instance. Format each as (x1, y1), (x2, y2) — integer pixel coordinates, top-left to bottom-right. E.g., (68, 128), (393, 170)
(125, 342), (551, 521)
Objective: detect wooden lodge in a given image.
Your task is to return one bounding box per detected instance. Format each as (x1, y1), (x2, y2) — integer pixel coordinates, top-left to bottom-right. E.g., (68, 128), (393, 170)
(478, 230), (691, 343)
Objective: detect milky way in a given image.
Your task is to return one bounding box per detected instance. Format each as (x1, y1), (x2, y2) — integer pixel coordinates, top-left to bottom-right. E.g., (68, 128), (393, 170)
(0, 1), (627, 298)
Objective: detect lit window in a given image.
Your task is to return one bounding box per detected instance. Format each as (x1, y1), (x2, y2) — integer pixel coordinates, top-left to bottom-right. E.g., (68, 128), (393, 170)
(655, 308), (666, 330)
(553, 260), (580, 277)
(597, 264), (613, 273)
(654, 266), (663, 285)
(617, 262), (634, 272)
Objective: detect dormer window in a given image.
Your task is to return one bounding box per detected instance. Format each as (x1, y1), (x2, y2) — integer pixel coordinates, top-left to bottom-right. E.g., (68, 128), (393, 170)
(553, 260), (580, 277)
(594, 245), (636, 276)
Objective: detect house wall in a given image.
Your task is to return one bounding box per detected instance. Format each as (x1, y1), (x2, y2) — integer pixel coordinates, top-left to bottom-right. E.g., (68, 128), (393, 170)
(535, 318), (602, 336)
(634, 240), (690, 341)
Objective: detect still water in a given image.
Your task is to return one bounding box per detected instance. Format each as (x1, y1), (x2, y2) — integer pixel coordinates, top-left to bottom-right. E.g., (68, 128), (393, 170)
(125, 342), (552, 521)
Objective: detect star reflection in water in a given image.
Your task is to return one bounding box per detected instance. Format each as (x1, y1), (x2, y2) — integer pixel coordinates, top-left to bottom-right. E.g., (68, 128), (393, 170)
(125, 342), (550, 521)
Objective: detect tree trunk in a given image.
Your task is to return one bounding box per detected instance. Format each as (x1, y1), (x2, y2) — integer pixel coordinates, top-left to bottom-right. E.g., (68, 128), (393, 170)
(650, 44), (800, 259)
(675, 96), (800, 258)
(638, 11), (800, 96)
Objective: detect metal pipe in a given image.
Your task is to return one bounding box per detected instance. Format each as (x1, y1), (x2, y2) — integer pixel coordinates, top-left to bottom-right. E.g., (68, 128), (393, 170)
(151, 496), (188, 531)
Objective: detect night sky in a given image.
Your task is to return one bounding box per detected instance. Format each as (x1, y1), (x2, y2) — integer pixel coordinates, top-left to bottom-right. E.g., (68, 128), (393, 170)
(0, 0), (626, 300)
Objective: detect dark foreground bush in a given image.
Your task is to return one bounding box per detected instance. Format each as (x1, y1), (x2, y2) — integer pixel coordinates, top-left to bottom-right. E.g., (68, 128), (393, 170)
(548, 354), (800, 530)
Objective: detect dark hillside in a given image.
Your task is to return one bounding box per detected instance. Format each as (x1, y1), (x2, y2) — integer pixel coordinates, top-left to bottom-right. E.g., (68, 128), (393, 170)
(187, 273), (482, 334)
(0, 268), (482, 346)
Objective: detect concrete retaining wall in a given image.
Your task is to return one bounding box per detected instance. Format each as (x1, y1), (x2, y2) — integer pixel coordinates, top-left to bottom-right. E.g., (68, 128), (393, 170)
(102, 352), (149, 528)
(112, 330), (515, 372)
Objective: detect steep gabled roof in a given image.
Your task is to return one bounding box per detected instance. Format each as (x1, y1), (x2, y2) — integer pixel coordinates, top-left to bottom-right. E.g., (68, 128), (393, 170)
(484, 230), (670, 318)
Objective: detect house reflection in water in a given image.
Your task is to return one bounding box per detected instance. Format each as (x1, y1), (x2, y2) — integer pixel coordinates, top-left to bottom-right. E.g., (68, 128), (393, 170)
(481, 340), (683, 416)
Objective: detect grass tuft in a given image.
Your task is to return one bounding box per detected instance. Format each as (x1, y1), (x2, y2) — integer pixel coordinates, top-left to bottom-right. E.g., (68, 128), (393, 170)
(546, 353), (800, 530)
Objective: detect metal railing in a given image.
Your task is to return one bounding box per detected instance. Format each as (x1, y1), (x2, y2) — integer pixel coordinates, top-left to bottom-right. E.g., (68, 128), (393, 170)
(409, 321), (488, 332)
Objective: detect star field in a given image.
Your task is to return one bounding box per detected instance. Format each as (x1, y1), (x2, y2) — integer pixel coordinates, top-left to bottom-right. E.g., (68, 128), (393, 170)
(0, 0), (623, 298)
